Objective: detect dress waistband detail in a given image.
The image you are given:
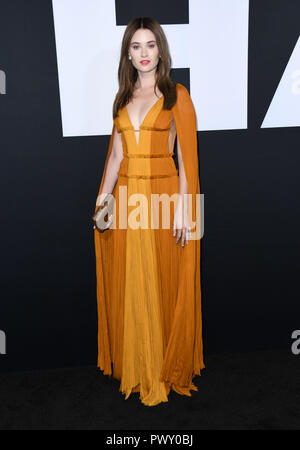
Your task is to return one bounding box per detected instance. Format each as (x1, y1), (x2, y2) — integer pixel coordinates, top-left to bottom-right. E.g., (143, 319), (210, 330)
(124, 152), (174, 158)
(118, 171), (178, 179)
(120, 126), (171, 132)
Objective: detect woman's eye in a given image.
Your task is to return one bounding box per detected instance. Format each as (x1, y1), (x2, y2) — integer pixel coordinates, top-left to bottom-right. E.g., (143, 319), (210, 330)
(132, 44), (155, 50)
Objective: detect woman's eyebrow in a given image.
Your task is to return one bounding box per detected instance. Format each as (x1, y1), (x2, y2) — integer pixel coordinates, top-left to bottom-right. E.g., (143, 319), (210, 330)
(130, 40), (156, 45)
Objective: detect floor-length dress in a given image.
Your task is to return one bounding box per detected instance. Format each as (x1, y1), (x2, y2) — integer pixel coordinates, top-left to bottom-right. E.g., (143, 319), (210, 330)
(93, 82), (205, 406)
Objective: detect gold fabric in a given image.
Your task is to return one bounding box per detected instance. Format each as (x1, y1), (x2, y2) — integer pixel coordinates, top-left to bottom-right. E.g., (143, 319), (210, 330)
(94, 83), (205, 406)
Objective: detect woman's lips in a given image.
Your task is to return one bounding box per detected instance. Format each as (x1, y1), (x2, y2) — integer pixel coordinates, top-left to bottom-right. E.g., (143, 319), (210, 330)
(140, 60), (150, 66)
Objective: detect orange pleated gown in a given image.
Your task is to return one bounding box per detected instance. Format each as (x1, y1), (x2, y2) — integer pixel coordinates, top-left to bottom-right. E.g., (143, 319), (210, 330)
(93, 82), (205, 406)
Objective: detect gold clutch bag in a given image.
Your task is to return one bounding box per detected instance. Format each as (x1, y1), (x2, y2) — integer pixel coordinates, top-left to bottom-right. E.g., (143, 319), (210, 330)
(92, 193), (114, 232)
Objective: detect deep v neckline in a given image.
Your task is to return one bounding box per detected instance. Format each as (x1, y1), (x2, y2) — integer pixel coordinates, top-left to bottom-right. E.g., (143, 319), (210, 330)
(125, 94), (164, 147)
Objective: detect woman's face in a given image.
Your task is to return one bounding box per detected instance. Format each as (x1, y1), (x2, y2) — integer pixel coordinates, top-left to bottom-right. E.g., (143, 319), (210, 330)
(128, 28), (160, 74)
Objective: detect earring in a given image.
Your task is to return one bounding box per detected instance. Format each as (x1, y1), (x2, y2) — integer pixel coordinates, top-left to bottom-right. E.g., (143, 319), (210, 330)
(128, 54), (132, 60)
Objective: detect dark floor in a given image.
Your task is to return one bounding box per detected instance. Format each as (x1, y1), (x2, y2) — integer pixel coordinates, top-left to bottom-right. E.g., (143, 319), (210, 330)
(0, 348), (299, 430)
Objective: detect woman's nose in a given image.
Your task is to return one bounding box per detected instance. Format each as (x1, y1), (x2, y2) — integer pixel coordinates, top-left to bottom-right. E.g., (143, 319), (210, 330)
(141, 46), (148, 57)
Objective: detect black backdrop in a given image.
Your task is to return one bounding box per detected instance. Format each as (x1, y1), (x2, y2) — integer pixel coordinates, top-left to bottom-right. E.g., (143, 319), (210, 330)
(0, 0), (300, 372)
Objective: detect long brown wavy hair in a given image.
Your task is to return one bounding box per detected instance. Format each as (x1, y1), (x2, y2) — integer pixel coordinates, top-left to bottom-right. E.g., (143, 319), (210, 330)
(112, 17), (177, 119)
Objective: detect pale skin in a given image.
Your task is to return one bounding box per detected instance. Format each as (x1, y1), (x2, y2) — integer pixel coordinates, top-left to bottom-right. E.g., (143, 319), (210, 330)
(95, 28), (191, 246)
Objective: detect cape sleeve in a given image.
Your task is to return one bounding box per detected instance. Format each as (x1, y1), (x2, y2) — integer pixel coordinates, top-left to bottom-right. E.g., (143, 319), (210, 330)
(171, 83), (199, 198)
(94, 116), (120, 214)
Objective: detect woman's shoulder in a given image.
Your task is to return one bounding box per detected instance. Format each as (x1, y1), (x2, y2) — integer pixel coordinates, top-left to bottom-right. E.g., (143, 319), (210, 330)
(173, 83), (195, 114)
(175, 82), (190, 96)
(174, 82), (193, 105)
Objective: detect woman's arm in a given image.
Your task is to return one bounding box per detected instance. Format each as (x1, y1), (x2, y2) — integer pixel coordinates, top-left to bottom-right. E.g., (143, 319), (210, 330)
(93, 123), (123, 231)
(171, 84), (199, 246)
(177, 135), (188, 197)
(98, 124), (123, 200)
(172, 83), (199, 197)
(173, 131), (191, 246)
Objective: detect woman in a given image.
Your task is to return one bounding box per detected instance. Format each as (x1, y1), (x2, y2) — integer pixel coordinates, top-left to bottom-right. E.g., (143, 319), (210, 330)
(93, 17), (205, 407)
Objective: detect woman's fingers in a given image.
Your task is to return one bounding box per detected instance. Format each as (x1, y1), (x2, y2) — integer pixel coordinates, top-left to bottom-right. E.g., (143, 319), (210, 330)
(181, 227), (186, 246)
(173, 226), (188, 247)
(173, 220), (176, 237)
(173, 216), (189, 246)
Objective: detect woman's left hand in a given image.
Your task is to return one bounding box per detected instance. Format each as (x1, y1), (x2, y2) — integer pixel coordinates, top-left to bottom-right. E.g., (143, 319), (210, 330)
(173, 198), (191, 247)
